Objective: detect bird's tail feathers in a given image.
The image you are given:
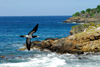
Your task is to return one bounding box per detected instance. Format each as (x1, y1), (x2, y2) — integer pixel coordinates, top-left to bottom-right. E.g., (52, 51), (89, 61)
(32, 36), (38, 38)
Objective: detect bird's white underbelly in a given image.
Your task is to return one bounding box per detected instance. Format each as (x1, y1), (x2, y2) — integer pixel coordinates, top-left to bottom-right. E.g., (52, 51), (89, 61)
(25, 35), (32, 38)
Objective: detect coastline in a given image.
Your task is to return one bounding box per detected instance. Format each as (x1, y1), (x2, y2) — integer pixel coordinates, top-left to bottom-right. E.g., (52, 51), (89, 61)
(19, 21), (100, 55)
(62, 17), (100, 23)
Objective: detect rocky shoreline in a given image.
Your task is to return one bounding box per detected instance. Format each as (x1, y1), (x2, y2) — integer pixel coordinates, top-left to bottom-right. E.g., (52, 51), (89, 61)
(19, 22), (100, 55)
(19, 37), (84, 55)
(62, 17), (100, 23)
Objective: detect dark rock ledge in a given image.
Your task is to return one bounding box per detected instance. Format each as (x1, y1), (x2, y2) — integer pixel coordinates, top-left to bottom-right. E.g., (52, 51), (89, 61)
(19, 25), (100, 55)
(62, 17), (100, 23)
(19, 37), (84, 55)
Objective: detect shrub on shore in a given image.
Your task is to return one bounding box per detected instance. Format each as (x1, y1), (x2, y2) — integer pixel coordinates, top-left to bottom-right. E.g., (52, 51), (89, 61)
(72, 5), (100, 19)
(71, 21), (100, 34)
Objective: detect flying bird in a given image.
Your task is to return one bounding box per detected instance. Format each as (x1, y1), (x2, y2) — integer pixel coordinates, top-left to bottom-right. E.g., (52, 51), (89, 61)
(20, 24), (39, 51)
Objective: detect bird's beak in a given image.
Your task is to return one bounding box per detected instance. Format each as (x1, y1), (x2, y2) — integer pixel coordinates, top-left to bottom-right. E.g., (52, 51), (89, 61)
(24, 35), (27, 37)
(37, 36), (39, 37)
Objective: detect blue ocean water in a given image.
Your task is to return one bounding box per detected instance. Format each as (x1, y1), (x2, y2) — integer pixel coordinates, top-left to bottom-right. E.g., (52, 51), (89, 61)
(0, 16), (100, 67)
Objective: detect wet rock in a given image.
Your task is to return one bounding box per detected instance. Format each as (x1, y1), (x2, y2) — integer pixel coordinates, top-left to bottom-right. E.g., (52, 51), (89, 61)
(18, 48), (27, 51)
(70, 30), (73, 35)
(44, 38), (59, 41)
(50, 38), (65, 52)
(62, 17), (100, 23)
(9, 55), (14, 56)
(18, 56), (22, 58)
(78, 57), (82, 59)
(31, 41), (42, 47)
(0, 56), (5, 58)
(90, 35), (95, 41)
(41, 40), (53, 48)
(5, 58), (8, 60)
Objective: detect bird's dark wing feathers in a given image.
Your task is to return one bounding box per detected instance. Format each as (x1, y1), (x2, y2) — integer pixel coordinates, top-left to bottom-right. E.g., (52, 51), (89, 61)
(26, 38), (31, 50)
(28, 24), (38, 35)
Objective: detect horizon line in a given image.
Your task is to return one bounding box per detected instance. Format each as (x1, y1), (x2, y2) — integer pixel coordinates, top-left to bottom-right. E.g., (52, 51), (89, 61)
(0, 15), (72, 17)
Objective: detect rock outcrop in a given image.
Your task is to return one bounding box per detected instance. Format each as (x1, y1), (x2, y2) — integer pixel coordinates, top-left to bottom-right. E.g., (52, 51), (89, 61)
(19, 24), (100, 55)
(62, 17), (100, 23)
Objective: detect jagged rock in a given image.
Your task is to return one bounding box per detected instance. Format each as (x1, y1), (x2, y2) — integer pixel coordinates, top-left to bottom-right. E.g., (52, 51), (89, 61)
(18, 56), (22, 58)
(18, 48), (27, 51)
(41, 40), (53, 48)
(19, 25), (100, 55)
(50, 38), (65, 53)
(0, 56), (5, 58)
(31, 41), (42, 47)
(78, 57), (82, 59)
(90, 35), (95, 40)
(70, 30), (73, 35)
(44, 38), (59, 40)
(62, 17), (100, 23)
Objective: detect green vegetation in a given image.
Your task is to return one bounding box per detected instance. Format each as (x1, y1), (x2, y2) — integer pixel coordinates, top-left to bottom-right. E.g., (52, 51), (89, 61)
(71, 21), (100, 34)
(97, 5), (100, 9)
(91, 14), (94, 16)
(86, 8), (91, 13)
(72, 5), (100, 18)
(97, 9), (100, 13)
(81, 10), (85, 14)
(72, 12), (80, 16)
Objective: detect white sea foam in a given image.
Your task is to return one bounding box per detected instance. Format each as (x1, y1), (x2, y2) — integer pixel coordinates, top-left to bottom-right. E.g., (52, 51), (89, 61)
(0, 53), (66, 67)
(72, 22), (76, 23)
(1, 52), (100, 67)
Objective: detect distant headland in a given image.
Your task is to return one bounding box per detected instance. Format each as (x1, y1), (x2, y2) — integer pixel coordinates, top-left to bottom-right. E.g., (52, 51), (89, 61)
(63, 5), (100, 23)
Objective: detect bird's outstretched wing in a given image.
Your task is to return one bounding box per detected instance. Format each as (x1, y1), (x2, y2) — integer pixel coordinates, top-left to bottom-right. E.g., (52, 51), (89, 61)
(26, 38), (31, 50)
(28, 24), (38, 35)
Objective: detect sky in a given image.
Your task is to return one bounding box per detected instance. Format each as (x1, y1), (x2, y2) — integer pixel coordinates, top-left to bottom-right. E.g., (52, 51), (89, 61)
(0, 0), (100, 16)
